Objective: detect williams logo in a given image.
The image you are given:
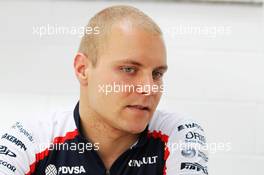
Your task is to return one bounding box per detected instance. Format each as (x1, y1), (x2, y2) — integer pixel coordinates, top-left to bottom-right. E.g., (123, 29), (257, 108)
(128, 156), (158, 167)
(45, 164), (86, 175)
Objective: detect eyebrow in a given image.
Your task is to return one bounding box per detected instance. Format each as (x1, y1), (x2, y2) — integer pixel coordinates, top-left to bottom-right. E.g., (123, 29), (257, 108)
(115, 59), (168, 71)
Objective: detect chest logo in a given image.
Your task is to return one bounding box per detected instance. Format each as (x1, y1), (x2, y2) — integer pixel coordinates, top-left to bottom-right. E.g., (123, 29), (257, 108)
(45, 164), (86, 175)
(128, 156), (158, 167)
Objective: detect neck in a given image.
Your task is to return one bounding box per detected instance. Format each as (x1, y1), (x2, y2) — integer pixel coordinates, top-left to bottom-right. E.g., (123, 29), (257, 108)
(79, 100), (139, 170)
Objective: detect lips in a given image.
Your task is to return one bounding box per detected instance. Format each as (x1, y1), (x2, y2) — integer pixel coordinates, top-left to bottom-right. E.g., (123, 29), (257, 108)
(126, 105), (150, 111)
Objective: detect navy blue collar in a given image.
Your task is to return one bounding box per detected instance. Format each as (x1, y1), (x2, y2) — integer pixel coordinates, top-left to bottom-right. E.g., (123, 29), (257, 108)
(73, 101), (148, 148)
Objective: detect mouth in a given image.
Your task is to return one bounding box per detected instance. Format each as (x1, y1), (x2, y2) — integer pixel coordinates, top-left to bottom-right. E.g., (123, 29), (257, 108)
(126, 105), (150, 112)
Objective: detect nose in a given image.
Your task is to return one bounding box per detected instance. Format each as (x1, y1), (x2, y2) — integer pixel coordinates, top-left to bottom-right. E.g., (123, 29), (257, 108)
(135, 74), (156, 96)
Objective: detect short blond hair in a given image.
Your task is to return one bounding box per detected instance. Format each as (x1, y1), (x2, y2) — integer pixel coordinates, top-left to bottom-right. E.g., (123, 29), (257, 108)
(78, 5), (162, 66)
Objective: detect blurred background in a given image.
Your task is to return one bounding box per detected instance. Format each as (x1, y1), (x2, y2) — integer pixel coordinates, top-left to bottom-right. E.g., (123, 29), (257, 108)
(0, 0), (263, 174)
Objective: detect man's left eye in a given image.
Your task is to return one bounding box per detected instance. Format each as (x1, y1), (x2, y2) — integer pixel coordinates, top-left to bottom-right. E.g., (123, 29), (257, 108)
(152, 71), (164, 80)
(121, 66), (137, 74)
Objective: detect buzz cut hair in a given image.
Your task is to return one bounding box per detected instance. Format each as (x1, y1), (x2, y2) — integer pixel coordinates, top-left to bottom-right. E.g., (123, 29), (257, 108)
(78, 5), (162, 67)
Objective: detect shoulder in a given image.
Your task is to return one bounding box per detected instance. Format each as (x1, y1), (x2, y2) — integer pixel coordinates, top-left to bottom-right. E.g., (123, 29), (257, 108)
(149, 110), (205, 135)
(149, 110), (209, 175)
(0, 108), (77, 174)
(1, 109), (77, 152)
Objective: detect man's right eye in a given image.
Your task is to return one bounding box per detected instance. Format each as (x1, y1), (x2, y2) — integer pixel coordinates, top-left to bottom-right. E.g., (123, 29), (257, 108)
(120, 66), (137, 74)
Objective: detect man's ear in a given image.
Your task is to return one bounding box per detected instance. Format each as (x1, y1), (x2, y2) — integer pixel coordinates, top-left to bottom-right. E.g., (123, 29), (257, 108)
(74, 52), (90, 86)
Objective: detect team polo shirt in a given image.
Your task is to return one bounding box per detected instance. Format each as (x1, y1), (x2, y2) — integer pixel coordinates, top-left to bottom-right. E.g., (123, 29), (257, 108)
(0, 101), (208, 175)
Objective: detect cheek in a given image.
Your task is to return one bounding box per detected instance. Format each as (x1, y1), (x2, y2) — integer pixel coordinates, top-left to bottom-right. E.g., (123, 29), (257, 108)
(89, 68), (133, 106)
(90, 79), (125, 109)
(103, 75), (133, 96)
(152, 92), (162, 106)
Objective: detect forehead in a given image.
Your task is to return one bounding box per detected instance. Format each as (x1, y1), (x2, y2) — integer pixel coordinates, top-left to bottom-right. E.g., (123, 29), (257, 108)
(100, 21), (167, 67)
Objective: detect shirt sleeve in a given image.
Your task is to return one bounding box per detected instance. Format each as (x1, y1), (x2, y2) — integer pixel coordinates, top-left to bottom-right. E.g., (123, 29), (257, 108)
(165, 117), (209, 175)
(0, 121), (36, 175)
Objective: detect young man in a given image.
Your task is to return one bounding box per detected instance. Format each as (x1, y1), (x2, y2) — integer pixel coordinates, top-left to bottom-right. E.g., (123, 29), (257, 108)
(0, 5), (208, 175)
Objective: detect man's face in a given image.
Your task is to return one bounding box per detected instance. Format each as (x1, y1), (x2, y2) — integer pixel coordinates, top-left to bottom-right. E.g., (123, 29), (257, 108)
(86, 21), (167, 134)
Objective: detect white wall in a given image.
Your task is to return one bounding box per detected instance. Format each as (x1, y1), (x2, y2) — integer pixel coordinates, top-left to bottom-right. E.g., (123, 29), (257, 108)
(0, 1), (263, 175)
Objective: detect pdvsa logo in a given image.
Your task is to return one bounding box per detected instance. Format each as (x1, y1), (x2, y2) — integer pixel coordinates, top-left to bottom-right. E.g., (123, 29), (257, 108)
(45, 164), (57, 175)
(45, 164), (86, 175)
(128, 156), (158, 167)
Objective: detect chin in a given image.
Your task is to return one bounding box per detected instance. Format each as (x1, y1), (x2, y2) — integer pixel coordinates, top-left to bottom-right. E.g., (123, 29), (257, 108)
(124, 122), (148, 134)
(120, 108), (152, 133)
